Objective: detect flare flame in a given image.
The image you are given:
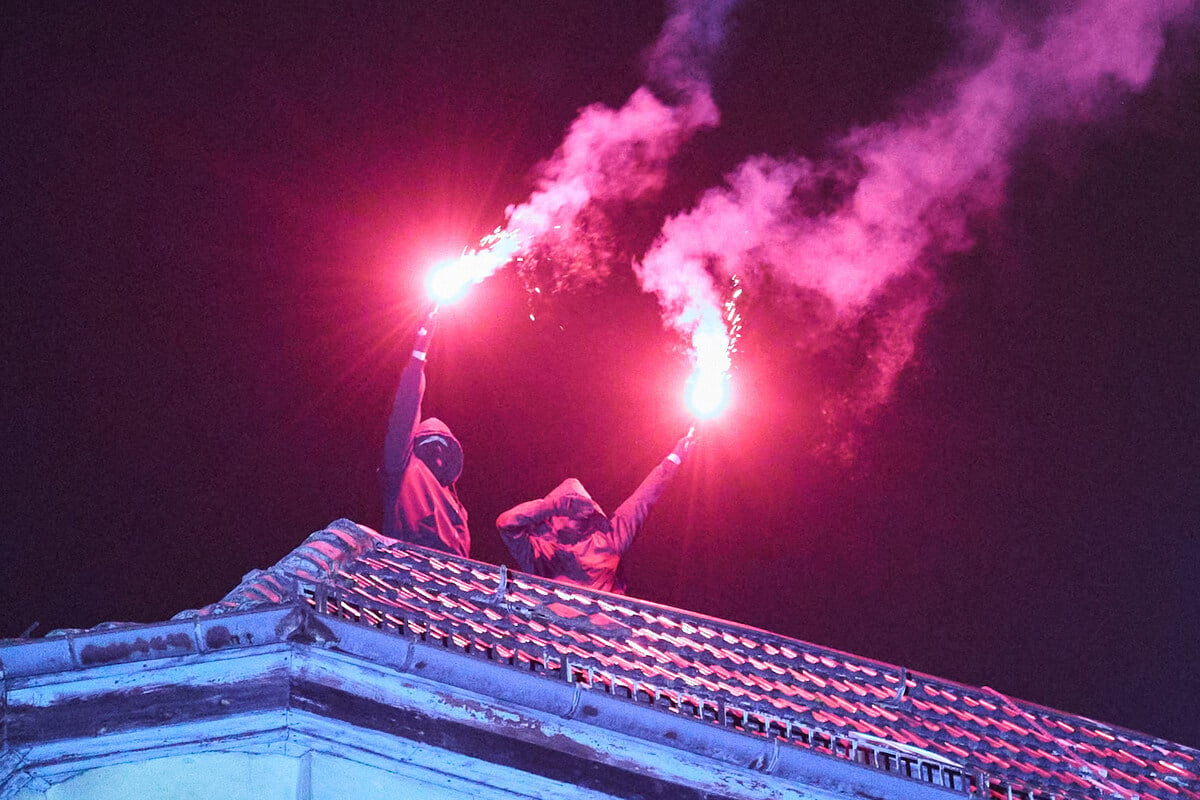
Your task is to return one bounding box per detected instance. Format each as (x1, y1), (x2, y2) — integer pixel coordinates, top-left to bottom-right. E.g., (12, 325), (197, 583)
(426, 228), (522, 305)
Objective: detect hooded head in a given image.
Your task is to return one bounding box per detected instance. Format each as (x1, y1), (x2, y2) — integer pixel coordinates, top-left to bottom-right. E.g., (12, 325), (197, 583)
(547, 478), (609, 543)
(413, 417), (463, 487)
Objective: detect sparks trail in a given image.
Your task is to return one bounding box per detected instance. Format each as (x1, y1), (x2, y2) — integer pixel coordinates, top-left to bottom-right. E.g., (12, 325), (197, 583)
(426, 228), (523, 307)
(685, 275), (742, 420)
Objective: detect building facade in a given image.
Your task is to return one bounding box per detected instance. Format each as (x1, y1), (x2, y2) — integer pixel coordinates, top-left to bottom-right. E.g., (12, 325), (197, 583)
(2, 519), (1196, 800)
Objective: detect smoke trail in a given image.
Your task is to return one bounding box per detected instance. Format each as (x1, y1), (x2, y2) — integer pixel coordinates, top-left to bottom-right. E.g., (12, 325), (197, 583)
(636, 0), (1195, 434)
(502, 0), (739, 290)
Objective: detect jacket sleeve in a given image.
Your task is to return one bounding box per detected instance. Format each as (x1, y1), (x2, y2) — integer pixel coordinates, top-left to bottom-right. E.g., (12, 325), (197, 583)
(382, 355), (425, 478)
(608, 457), (680, 555)
(382, 310), (437, 479)
(496, 497), (556, 573)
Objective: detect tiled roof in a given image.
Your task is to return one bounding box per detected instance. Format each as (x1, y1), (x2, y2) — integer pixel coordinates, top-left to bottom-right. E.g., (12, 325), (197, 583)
(185, 520), (1200, 800)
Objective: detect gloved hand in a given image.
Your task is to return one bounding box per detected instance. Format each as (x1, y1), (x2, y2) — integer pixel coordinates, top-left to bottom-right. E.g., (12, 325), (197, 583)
(668, 430), (696, 464)
(412, 306), (438, 358)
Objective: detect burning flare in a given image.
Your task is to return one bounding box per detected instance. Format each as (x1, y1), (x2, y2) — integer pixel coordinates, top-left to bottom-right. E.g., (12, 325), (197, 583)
(686, 318), (732, 419)
(426, 228), (521, 306)
(684, 280), (741, 420)
(640, 0), (1195, 432)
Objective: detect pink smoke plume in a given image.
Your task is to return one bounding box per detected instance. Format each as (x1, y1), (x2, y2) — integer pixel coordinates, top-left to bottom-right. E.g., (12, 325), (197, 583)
(636, 0), (1195, 427)
(429, 1), (738, 304)
(500, 0), (739, 287)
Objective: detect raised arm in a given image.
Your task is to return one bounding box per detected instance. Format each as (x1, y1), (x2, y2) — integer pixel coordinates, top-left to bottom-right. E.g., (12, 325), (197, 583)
(496, 497), (557, 533)
(382, 307), (437, 477)
(609, 431), (695, 554)
(496, 496), (557, 573)
(497, 479), (599, 572)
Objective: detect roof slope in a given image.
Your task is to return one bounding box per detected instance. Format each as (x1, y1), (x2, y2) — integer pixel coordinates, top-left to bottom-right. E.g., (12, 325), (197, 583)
(176, 519), (1200, 800)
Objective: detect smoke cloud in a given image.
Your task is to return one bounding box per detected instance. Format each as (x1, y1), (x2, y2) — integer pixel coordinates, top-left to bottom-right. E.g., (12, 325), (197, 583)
(481, 0), (1192, 447)
(502, 0), (739, 290)
(637, 0), (1195, 429)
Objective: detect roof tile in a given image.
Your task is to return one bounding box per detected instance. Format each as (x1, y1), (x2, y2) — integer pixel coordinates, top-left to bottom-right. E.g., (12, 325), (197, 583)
(182, 525), (1199, 800)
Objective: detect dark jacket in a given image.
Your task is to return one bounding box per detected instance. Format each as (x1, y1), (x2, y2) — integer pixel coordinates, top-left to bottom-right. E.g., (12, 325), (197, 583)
(496, 459), (680, 594)
(381, 338), (470, 557)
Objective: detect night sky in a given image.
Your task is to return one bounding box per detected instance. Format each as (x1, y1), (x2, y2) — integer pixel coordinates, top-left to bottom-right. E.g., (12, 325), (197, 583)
(3, 2), (1198, 751)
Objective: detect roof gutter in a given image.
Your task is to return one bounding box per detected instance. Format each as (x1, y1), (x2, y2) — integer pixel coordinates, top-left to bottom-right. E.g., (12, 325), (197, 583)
(2, 605), (968, 800)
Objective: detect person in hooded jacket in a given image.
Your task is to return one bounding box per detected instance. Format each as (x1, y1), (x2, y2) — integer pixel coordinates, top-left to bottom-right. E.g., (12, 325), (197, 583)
(380, 307), (469, 557)
(495, 431), (695, 594)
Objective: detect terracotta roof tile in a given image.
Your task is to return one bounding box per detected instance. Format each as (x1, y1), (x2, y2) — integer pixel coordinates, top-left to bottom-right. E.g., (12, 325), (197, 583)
(182, 524), (1198, 800)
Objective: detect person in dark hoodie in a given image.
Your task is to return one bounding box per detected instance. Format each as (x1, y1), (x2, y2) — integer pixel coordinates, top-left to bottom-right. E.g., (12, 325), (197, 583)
(495, 431), (695, 594)
(380, 306), (469, 557)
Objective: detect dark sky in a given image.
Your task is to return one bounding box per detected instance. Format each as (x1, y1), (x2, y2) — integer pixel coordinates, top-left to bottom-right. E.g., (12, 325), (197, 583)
(3, 1), (1198, 751)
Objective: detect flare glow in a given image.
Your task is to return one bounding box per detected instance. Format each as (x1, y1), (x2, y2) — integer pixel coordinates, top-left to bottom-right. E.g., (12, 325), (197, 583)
(426, 228), (521, 305)
(685, 314), (732, 419)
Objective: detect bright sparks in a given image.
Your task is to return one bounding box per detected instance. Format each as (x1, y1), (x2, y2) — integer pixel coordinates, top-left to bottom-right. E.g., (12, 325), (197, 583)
(426, 228), (521, 305)
(685, 318), (732, 419)
(683, 278), (741, 419)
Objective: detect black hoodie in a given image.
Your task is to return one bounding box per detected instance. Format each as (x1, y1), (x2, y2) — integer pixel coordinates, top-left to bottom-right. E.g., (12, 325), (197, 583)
(381, 345), (469, 557)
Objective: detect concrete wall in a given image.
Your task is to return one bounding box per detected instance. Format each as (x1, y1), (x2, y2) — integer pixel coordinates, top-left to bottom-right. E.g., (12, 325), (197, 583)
(11, 750), (573, 800)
